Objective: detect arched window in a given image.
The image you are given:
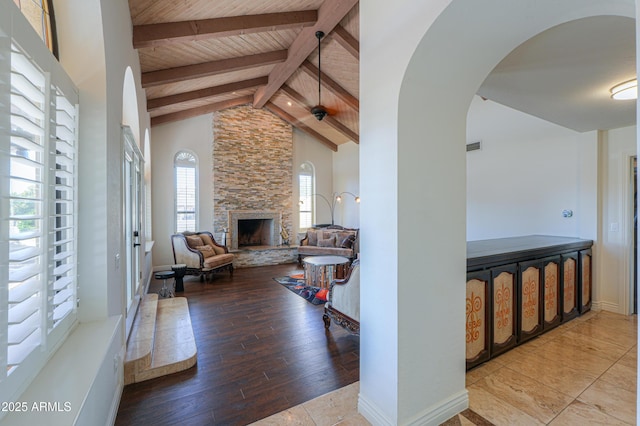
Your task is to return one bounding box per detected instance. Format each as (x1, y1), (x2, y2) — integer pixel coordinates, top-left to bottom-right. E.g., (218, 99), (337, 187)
(299, 162), (315, 229)
(13, 0), (58, 57)
(175, 151), (198, 232)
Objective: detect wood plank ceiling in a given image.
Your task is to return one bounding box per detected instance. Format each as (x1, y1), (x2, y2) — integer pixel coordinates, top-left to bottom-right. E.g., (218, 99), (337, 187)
(128, 0), (360, 151)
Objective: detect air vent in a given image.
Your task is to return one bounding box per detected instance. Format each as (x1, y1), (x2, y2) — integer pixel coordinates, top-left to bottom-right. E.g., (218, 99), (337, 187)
(466, 141), (481, 152)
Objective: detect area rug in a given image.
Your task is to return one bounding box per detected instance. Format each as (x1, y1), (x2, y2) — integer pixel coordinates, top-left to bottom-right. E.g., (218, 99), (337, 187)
(273, 275), (328, 305)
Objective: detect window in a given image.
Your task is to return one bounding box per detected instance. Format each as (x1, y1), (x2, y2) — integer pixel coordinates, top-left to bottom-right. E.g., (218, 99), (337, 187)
(2, 14), (79, 406)
(299, 162), (315, 229)
(175, 151), (197, 232)
(13, 0), (57, 56)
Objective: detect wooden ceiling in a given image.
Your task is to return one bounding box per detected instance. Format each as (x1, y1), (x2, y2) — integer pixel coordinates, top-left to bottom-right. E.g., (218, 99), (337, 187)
(128, 0), (360, 151)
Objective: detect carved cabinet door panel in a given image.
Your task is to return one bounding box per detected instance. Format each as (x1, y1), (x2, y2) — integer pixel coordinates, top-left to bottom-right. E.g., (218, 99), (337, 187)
(518, 260), (543, 343)
(490, 264), (518, 357)
(579, 249), (592, 314)
(561, 252), (580, 322)
(542, 256), (562, 330)
(466, 270), (491, 370)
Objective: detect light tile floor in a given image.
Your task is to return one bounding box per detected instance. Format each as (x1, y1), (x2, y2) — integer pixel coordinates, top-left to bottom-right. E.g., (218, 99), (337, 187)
(251, 310), (637, 425)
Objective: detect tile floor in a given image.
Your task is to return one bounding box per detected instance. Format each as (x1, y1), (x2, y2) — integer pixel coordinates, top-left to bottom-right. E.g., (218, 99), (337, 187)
(251, 310), (637, 425)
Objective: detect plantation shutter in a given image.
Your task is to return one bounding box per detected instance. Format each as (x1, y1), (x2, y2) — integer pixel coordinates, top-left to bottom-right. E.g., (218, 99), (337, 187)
(8, 42), (46, 375)
(299, 174), (312, 229)
(49, 89), (77, 327)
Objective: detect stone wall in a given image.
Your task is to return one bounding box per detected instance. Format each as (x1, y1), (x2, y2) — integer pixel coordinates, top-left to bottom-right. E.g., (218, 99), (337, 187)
(213, 106), (294, 265)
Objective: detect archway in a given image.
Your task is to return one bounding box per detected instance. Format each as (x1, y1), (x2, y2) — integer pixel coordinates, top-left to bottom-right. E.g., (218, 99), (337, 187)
(359, 0), (635, 423)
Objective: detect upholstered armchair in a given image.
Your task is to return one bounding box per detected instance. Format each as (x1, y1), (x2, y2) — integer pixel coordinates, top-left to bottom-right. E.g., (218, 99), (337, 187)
(170, 231), (234, 280)
(323, 259), (360, 335)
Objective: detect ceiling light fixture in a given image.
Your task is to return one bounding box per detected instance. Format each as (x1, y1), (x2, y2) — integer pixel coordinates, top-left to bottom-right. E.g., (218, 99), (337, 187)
(310, 30), (328, 121)
(611, 79), (637, 100)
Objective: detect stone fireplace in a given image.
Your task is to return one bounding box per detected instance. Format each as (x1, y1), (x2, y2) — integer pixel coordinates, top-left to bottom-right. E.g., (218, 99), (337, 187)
(228, 210), (280, 250)
(213, 106), (296, 267)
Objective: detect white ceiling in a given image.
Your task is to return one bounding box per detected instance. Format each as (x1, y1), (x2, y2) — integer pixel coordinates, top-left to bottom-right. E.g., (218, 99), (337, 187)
(478, 15), (636, 132)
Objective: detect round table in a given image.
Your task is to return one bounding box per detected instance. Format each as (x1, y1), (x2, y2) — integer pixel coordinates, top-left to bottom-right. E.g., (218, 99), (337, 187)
(302, 255), (350, 289)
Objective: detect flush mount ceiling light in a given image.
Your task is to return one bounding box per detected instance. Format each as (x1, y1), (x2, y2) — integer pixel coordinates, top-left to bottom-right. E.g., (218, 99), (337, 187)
(611, 79), (637, 100)
(310, 30), (328, 121)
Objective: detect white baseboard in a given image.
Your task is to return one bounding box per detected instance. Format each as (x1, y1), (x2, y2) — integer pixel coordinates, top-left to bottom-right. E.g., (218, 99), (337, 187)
(406, 389), (468, 425)
(592, 300), (623, 314)
(358, 394), (394, 426)
(359, 389), (468, 426)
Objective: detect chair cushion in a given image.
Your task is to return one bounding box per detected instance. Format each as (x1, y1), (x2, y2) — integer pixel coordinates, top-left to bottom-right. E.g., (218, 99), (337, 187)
(199, 233), (226, 255)
(298, 245), (353, 257)
(186, 235), (204, 249)
(203, 253), (234, 269)
(195, 245), (216, 258)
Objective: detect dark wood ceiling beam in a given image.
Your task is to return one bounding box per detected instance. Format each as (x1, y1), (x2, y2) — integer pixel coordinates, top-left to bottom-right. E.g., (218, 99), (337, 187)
(331, 25), (359, 60)
(141, 50), (287, 88)
(133, 11), (318, 48)
(281, 85), (358, 143)
(151, 95), (253, 126)
(147, 77), (268, 111)
(300, 60), (359, 112)
(265, 102), (338, 152)
(253, 0), (359, 108)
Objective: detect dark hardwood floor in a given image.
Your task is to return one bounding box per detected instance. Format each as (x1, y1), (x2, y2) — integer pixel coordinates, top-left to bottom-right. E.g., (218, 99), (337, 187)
(115, 263), (360, 426)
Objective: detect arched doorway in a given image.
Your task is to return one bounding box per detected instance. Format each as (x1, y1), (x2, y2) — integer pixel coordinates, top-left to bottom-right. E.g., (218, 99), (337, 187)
(359, 0), (635, 423)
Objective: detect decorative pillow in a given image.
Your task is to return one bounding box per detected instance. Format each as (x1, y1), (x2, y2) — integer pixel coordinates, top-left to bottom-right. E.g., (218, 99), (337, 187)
(199, 233), (215, 247)
(318, 235), (336, 247)
(195, 244), (215, 258)
(340, 234), (356, 249)
(211, 244), (226, 255)
(315, 288), (329, 302)
(186, 235), (204, 249)
(307, 230), (318, 246)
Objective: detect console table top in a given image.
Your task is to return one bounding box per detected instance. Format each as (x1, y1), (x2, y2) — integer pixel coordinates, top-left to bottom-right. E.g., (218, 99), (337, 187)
(467, 234), (593, 270)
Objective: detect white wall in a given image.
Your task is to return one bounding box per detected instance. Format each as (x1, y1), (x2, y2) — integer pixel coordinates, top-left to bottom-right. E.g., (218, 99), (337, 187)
(151, 114), (214, 267)
(597, 126), (637, 313)
(466, 96), (598, 241)
(333, 142), (360, 229)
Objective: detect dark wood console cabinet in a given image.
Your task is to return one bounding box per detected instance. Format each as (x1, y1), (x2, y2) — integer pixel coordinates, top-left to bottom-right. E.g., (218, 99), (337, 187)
(466, 235), (593, 370)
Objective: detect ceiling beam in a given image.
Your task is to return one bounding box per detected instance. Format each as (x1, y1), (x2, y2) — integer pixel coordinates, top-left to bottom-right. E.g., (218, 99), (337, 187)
(147, 77), (268, 111)
(253, 0), (359, 108)
(300, 60), (359, 112)
(265, 102), (338, 152)
(141, 50), (287, 88)
(281, 85), (359, 143)
(330, 25), (359, 60)
(133, 11), (318, 49)
(151, 95), (253, 126)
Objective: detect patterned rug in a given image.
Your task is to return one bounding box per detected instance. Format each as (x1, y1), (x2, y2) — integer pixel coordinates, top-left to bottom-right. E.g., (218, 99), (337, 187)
(273, 275), (328, 305)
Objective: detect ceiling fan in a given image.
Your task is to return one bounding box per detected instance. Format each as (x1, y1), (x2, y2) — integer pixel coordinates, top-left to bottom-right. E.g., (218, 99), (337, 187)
(311, 30), (328, 121)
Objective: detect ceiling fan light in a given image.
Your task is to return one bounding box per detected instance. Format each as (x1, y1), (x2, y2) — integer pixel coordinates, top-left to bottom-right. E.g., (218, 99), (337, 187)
(611, 79), (637, 100)
(311, 105), (327, 121)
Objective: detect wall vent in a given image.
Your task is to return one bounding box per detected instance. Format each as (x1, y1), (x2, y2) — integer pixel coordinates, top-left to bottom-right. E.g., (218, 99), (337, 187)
(466, 141), (482, 152)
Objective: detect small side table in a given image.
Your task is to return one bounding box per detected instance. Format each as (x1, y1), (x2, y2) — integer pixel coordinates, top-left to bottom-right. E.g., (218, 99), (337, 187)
(171, 264), (187, 292)
(302, 255), (350, 289)
(155, 270), (175, 298)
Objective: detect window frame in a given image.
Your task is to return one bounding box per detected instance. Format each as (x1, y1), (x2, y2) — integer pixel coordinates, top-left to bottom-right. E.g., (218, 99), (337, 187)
(174, 150), (198, 233)
(298, 162), (315, 230)
(1, 1), (79, 408)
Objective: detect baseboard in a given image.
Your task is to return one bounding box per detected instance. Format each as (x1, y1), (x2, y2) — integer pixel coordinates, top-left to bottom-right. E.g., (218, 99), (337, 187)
(405, 389), (468, 425)
(592, 300), (622, 314)
(358, 394), (394, 426)
(359, 389), (468, 426)
(105, 380), (123, 426)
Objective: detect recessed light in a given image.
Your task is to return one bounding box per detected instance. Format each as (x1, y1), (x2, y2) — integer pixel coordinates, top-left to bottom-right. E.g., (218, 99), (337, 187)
(611, 79), (637, 100)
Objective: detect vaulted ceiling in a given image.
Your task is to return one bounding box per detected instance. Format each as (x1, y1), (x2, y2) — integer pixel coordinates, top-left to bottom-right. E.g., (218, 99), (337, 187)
(128, 0), (360, 152)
